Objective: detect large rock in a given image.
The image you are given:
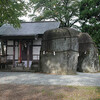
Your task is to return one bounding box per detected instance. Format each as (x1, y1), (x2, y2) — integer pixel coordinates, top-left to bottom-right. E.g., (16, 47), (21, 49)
(40, 28), (79, 75)
(77, 33), (100, 72)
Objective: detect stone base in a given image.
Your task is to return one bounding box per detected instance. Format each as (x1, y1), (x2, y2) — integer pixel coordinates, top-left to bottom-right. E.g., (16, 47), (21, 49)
(40, 51), (79, 75)
(77, 44), (100, 72)
(11, 67), (30, 72)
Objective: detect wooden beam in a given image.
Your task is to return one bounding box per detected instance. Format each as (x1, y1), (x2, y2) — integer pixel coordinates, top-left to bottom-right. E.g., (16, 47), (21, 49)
(7, 45), (15, 47)
(32, 45), (41, 46)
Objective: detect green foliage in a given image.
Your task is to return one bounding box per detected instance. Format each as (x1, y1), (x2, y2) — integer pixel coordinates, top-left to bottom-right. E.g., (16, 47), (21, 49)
(79, 0), (100, 53)
(30, 0), (80, 27)
(0, 0), (28, 28)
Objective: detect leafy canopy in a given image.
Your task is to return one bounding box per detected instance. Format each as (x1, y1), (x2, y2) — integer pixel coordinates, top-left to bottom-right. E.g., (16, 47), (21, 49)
(0, 0), (28, 28)
(30, 0), (80, 27)
(79, 0), (100, 52)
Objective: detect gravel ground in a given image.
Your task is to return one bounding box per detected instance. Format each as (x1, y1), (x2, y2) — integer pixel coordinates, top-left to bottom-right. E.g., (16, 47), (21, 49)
(0, 72), (100, 86)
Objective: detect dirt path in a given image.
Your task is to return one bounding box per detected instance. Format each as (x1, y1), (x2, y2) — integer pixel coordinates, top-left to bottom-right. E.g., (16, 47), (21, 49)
(0, 72), (100, 86)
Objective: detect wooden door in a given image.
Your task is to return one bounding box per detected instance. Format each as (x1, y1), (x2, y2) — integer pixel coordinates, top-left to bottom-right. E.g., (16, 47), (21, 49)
(22, 42), (32, 61)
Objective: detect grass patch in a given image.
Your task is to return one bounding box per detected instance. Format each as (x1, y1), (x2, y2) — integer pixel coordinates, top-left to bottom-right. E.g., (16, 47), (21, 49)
(0, 85), (100, 100)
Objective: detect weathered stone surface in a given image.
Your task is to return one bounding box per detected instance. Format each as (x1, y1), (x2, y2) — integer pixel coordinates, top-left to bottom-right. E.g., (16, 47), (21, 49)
(77, 33), (100, 72)
(40, 51), (79, 75)
(40, 28), (79, 75)
(40, 28), (100, 74)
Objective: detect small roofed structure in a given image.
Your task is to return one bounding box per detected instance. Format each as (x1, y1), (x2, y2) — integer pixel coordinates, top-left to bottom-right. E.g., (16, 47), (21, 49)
(0, 21), (60, 70)
(0, 21), (99, 74)
(77, 33), (100, 72)
(40, 28), (79, 75)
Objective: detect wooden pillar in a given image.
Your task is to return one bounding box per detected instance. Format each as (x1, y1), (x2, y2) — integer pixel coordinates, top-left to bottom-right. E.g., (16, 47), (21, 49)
(13, 41), (15, 67)
(19, 41), (22, 63)
(27, 43), (29, 68)
(32, 40), (33, 61)
(6, 40), (7, 62)
(1, 40), (4, 55)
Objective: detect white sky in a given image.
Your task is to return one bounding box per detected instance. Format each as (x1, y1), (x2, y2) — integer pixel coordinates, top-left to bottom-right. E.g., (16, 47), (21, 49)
(19, 0), (80, 27)
(19, 14), (32, 22)
(19, 0), (32, 21)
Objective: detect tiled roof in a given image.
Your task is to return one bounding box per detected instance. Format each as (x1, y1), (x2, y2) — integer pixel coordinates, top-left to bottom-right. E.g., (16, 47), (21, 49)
(0, 21), (60, 36)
